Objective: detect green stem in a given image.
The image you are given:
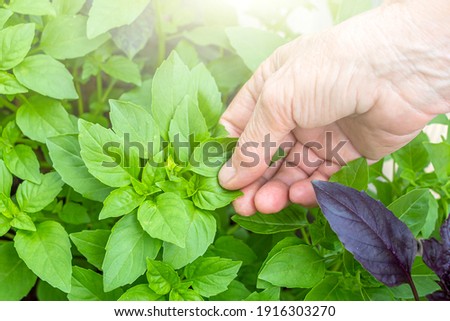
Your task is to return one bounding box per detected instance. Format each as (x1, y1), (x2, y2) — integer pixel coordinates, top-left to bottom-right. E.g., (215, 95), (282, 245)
(101, 80), (117, 103)
(96, 73), (103, 102)
(18, 94), (30, 105)
(4, 232), (14, 240)
(73, 67), (84, 116)
(0, 97), (18, 112)
(300, 227), (311, 245)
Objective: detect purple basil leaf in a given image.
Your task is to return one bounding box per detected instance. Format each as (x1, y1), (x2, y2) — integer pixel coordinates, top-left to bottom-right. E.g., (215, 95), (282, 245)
(312, 181), (417, 287)
(422, 217), (450, 300)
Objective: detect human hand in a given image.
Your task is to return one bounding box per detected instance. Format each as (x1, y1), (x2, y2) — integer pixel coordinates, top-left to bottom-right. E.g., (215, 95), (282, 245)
(219, 0), (450, 216)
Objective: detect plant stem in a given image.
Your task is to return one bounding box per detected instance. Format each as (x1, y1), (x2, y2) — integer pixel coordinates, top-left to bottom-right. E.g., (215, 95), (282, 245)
(4, 232), (14, 240)
(0, 97), (18, 112)
(101, 79), (117, 103)
(408, 275), (420, 301)
(73, 67), (84, 116)
(96, 73), (103, 102)
(300, 227), (311, 245)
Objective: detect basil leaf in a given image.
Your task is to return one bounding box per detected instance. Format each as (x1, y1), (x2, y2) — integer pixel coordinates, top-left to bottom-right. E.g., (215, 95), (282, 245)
(99, 186), (145, 220)
(118, 284), (162, 301)
(14, 221), (72, 293)
(87, 0), (151, 38)
(0, 242), (37, 300)
(41, 15), (110, 60)
(16, 172), (64, 213)
(138, 193), (191, 248)
(68, 266), (123, 301)
(185, 257), (241, 297)
(103, 213), (161, 291)
(69, 230), (110, 270)
(163, 207), (216, 269)
(16, 96), (77, 143)
(146, 259), (180, 295)
(0, 159), (13, 196)
(192, 176), (241, 211)
(0, 71), (28, 94)
(313, 181), (417, 287)
(3, 144), (41, 184)
(14, 55), (78, 100)
(0, 23), (35, 70)
(7, 0), (55, 16)
(259, 245), (325, 289)
(101, 56), (142, 86)
(152, 52), (195, 139)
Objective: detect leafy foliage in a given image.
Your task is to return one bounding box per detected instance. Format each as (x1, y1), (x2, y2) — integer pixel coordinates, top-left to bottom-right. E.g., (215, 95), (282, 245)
(0, 0), (448, 302)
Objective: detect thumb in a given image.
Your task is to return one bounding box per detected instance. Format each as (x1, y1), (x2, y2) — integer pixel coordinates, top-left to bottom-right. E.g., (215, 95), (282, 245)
(219, 80), (296, 190)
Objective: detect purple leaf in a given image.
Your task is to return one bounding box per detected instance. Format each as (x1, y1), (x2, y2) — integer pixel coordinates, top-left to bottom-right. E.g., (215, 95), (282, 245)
(422, 217), (450, 301)
(312, 181), (417, 287)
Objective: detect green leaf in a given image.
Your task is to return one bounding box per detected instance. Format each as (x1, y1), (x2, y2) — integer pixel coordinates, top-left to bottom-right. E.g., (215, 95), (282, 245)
(421, 193), (439, 238)
(0, 23), (35, 70)
(244, 287), (280, 301)
(146, 258), (180, 295)
(192, 176), (241, 211)
(16, 172), (64, 213)
(169, 288), (203, 301)
(36, 280), (68, 301)
(174, 40), (200, 69)
(207, 236), (257, 266)
(226, 27), (286, 71)
(184, 26), (231, 49)
(0, 214), (10, 236)
(392, 133), (429, 181)
(188, 137), (236, 177)
(14, 221), (72, 293)
(387, 189), (435, 236)
(118, 284), (162, 301)
(138, 194), (191, 248)
(10, 212), (36, 231)
(47, 135), (113, 202)
(7, 0), (55, 16)
(259, 245), (325, 288)
(69, 230), (110, 270)
(17, 96), (77, 143)
(78, 119), (135, 188)
(99, 186), (145, 220)
(111, 6), (153, 59)
(109, 100), (160, 158)
(68, 266), (123, 301)
(0, 71), (28, 94)
(3, 144), (41, 184)
(0, 159), (13, 196)
(101, 56), (142, 86)
(305, 276), (363, 300)
(210, 280), (251, 301)
(58, 202), (91, 225)
(87, 0), (151, 38)
(191, 63), (223, 129)
(0, 9), (13, 29)
(52, 0), (86, 15)
(169, 96), (209, 157)
(330, 158), (369, 190)
(184, 257), (241, 297)
(208, 55), (252, 95)
(163, 207), (216, 269)
(424, 142), (450, 182)
(41, 15), (110, 60)
(232, 205), (307, 234)
(0, 242), (37, 300)
(103, 213), (161, 291)
(119, 78), (152, 108)
(13, 55), (78, 99)
(152, 52), (195, 139)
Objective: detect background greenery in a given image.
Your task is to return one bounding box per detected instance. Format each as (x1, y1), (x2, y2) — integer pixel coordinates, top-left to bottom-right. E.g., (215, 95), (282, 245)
(0, 0), (448, 301)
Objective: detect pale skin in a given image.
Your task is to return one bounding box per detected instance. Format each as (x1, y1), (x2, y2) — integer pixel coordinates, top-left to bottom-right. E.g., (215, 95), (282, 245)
(218, 0), (450, 216)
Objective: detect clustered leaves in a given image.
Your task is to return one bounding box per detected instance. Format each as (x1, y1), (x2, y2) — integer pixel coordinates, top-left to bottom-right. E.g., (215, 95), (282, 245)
(1, 0), (449, 302)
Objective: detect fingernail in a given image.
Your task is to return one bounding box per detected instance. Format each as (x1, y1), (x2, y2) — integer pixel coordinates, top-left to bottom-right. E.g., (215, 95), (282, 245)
(219, 160), (236, 187)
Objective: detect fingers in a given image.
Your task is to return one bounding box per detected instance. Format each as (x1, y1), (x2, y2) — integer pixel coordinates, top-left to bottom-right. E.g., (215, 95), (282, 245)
(219, 75), (297, 190)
